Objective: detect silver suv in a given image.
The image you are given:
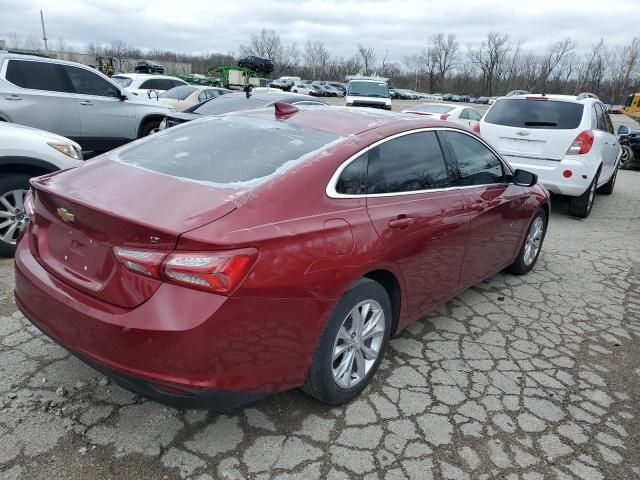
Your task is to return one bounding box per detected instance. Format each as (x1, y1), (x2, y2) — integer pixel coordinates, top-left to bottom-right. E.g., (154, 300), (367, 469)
(0, 52), (172, 152)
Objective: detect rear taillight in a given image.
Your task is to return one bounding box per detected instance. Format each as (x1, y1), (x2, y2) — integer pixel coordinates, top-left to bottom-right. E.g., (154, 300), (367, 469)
(472, 123), (480, 134)
(113, 247), (257, 294)
(24, 190), (35, 221)
(113, 247), (169, 278)
(567, 130), (594, 155)
(440, 114), (450, 120)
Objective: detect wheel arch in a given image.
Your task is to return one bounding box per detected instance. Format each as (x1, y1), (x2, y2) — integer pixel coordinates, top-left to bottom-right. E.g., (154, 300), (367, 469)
(0, 156), (60, 178)
(362, 268), (402, 337)
(136, 114), (166, 138)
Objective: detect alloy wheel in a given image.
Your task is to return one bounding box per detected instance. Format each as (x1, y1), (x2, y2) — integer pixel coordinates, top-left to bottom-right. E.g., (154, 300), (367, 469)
(0, 189), (28, 245)
(523, 216), (545, 266)
(332, 300), (386, 389)
(587, 179), (597, 211)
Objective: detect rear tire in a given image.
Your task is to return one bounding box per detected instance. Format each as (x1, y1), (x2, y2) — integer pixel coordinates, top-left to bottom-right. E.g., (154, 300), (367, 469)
(597, 166), (617, 195)
(506, 208), (547, 275)
(568, 170), (599, 218)
(302, 278), (392, 405)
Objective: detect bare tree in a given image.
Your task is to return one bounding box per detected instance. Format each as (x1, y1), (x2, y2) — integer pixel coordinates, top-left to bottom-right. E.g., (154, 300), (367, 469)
(8, 32), (21, 49)
(431, 33), (458, 90)
(574, 39), (606, 94)
(304, 40), (331, 79)
(104, 40), (132, 72)
(24, 34), (42, 51)
(468, 31), (511, 96)
(609, 37), (640, 104)
(239, 29), (298, 75)
(357, 44), (377, 75)
(402, 54), (423, 91)
(537, 38), (575, 92)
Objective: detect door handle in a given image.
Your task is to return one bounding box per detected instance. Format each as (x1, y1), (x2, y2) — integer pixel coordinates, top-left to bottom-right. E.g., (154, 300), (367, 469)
(79, 101), (94, 106)
(4, 95), (22, 101)
(388, 217), (415, 229)
(470, 201), (489, 211)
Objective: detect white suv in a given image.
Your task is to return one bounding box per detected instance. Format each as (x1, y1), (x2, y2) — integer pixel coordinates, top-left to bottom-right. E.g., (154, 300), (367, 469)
(479, 93), (620, 217)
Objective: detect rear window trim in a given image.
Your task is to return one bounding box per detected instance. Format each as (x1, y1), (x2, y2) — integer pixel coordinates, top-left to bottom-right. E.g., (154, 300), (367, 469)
(326, 127), (513, 199)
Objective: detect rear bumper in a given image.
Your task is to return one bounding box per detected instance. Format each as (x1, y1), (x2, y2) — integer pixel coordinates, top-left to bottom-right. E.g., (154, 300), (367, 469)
(14, 236), (333, 409)
(504, 155), (594, 197)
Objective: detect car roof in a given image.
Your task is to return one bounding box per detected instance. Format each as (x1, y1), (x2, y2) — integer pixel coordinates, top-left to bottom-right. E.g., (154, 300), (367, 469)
(0, 52), (97, 69)
(113, 73), (180, 80)
(239, 105), (451, 137)
(500, 93), (599, 104)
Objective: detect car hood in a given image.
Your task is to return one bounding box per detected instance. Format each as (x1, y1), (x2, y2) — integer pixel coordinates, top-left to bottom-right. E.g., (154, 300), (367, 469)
(166, 112), (201, 122)
(0, 122), (81, 147)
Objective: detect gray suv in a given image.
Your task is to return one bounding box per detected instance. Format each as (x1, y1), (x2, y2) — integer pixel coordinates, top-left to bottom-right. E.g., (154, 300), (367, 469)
(0, 52), (172, 152)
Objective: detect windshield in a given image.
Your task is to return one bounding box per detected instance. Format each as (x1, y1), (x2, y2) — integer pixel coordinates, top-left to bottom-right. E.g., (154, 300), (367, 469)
(411, 104), (453, 114)
(348, 81), (390, 98)
(113, 116), (342, 186)
(484, 98), (584, 129)
(160, 86), (197, 100)
(112, 76), (132, 88)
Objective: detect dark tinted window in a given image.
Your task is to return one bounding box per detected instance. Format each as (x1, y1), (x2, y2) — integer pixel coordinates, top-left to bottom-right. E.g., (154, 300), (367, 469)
(6, 60), (70, 93)
(468, 109), (482, 121)
(336, 154), (367, 195)
(157, 79), (184, 90)
(484, 98), (584, 129)
(367, 132), (449, 194)
(597, 104), (614, 134)
(114, 116), (341, 185)
(191, 96), (270, 115)
(64, 65), (120, 97)
(139, 79), (158, 89)
(444, 131), (505, 186)
(160, 85), (196, 100)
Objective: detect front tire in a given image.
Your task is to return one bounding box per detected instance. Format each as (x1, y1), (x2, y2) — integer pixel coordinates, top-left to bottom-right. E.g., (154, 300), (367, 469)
(303, 278), (392, 405)
(139, 119), (161, 137)
(568, 170), (599, 218)
(507, 208), (547, 275)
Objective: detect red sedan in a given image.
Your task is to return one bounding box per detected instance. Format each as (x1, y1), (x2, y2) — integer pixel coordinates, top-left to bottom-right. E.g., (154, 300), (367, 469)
(14, 104), (549, 409)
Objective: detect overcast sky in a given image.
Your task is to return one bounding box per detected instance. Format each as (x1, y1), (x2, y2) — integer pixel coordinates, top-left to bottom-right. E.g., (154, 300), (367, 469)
(0, 0), (637, 61)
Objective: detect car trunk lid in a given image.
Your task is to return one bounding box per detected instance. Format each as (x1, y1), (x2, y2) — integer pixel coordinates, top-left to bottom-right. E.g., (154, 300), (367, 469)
(29, 159), (239, 308)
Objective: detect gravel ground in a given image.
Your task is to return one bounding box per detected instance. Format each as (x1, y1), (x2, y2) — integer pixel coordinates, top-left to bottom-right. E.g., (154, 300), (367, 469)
(1, 110), (639, 480)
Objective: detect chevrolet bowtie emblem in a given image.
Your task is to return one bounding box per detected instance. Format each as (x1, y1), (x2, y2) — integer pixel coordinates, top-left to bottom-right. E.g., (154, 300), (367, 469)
(56, 208), (75, 223)
(516, 130), (531, 136)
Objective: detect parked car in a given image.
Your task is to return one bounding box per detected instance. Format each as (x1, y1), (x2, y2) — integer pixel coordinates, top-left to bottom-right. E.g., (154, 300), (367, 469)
(608, 105), (623, 114)
(394, 89), (416, 100)
(158, 92), (327, 130)
(346, 79), (392, 110)
(458, 95), (471, 103)
(451, 95), (461, 102)
(475, 96), (490, 104)
(0, 122), (83, 256)
(442, 93), (453, 101)
(325, 85), (344, 97)
(156, 85), (232, 110)
(402, 103), (482, 132)
(616, 125), (640, 169)
(480, 93), (620, 218)
(0, 52), (172, 152)
(292, 83), (322, 96)
(111, 73), (188, 98)
(15, 105), (549, 409)
(327, 82), (347, 95)
(134, 59), (165, 74)
(237, 56), (274, 75)
(311, 83), (335, 97)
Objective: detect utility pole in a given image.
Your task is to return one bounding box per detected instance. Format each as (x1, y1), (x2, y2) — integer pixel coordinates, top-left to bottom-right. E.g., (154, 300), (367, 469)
(40, 10), (48, 51)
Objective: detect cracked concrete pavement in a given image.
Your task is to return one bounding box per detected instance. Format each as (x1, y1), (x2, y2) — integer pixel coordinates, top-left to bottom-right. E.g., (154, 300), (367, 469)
(1, 129), (640, 479)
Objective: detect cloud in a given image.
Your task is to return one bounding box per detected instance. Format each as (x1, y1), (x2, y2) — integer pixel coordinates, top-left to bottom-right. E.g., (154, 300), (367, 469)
(0, 0), (636, 61)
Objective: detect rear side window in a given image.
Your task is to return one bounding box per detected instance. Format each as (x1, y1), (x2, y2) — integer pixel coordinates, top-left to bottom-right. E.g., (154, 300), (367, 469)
(484, 98), (584, 129)
(112, 76), (133, 88)
(5, 60), (70, 93)
(139, 79), (158, 89)
(443, 131), (505, 186)
(113, 116), (342, 186)
(367, 132), (449, 194)
(336, 154), (367, 195)
(64, 65), (120, 97)
(160, 86), (196, 100)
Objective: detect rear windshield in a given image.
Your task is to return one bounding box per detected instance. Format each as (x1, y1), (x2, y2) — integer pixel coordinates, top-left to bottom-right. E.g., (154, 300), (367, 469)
(190, 96), (271, 115)
(411, 104), (453, 114)
(112, 76), (133, 88)
(160, 85), (196, 100)
(484, 98), (584, 129)
(113, 116), (342, 186)
(348, 81), (390, 98)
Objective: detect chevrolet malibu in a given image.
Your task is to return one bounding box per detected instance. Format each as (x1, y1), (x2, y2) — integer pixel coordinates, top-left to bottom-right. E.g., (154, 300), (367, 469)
(14, 105), (550, 409)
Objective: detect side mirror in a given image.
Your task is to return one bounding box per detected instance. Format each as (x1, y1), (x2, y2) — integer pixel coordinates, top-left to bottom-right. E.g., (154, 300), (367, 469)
(119, 91), (128, 101)
(617, 125), (630, 135)
(513, 169), (537, 187)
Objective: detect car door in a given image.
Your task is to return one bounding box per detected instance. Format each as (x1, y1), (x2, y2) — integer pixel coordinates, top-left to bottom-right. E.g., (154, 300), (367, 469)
(1, 59), (81, 141)
(62, 64), (136, 151)
(363, 131), (469, 317)
(594, 103), (619, 180)
(440, 130), (529, 286)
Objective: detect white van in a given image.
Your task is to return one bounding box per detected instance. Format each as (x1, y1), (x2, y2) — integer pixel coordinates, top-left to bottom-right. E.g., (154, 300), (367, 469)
(346, 79), (392, 110)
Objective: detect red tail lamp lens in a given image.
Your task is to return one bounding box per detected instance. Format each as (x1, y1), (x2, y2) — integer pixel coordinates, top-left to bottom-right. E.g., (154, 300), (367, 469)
(113, 247), (169, 278)
(567, 130), (594, 155)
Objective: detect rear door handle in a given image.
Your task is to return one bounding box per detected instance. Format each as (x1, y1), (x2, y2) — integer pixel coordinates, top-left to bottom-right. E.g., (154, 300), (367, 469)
(4, 95), (22, 101)
(470, 201), (489, 211)
(79, 101), (94, 106)
(388, 217), (415, 229)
